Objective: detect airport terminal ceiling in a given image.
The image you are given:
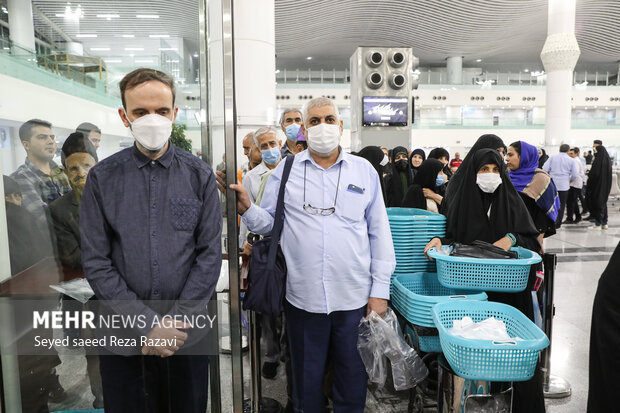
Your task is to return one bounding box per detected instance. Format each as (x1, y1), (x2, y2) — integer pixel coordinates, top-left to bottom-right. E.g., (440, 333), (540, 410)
(6, 0), (620, 75)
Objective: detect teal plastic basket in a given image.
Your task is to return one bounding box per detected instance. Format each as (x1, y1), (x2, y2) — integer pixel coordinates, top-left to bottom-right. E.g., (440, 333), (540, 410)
(405, 325), (442, 353)
(432, 301), (549, 382)
(391, 273), (487, 327)
(387, 208), (447, 222)
(427, 247), (541, 292)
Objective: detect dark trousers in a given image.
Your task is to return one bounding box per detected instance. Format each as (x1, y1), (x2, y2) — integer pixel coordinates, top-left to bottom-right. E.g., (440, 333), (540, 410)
(566, 187), (582, 221)
(555, 190), (569, 228)
(99, 354), (209, 413)
(285, 300), (367, 413)
(594, 204), (609, 226)
(579, 186), (588, 213)
(261, 313), (282, 363)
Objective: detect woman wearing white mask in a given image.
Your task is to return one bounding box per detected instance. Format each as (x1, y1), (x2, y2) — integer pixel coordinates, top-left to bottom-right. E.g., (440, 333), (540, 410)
(424, 148), (544, 413)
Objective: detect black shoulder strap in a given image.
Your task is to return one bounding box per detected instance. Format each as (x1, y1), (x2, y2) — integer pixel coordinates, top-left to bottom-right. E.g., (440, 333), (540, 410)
(267, 155), (295, 265)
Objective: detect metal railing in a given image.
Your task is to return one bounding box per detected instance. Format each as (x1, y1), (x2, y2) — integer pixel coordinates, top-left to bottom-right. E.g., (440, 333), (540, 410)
(0, 38), (108, 91)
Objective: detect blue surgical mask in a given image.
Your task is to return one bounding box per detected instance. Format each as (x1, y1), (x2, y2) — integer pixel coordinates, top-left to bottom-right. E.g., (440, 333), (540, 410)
(285, 123), (301, 141)
(435, 174), (445, 187)
(261, 147), (281, 165)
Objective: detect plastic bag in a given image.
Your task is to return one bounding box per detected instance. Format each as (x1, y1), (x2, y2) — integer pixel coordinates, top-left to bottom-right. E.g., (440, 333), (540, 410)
(357, 308), (428, 391)
(49, 278), (95, 303)
(448, 316), (521, 341)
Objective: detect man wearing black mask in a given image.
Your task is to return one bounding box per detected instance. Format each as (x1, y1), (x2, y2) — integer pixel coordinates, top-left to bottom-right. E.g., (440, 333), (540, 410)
(385, 146), (413, 207)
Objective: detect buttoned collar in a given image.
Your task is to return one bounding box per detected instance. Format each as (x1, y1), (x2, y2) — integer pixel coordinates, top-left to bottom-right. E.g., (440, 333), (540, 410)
(131, 141), (175, 169)
(298, 147), (348, 170)
(25, 157), (62, 176)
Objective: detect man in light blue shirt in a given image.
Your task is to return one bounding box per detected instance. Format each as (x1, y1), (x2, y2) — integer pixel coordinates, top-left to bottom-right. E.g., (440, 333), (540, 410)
(229, 97), (395, 412)
(543, 144), (578, 228)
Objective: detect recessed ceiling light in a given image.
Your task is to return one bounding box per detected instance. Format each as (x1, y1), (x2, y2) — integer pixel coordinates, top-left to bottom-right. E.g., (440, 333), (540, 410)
(135, 59), (153, 63)
(97, 14), (119, 19)
(476, 59), (482, 62)
(306, 56), (312, 60)
(104, 59), (121, 63)
(149, 34), (170, 38)
(3, 47), (9, 50)
(90, 47), (110, 51)
(159, 48), (178, 51)
(125, 47), (144, 51)
(193, 53), (199, 57)
(524, 68), (529, 72)
(76, 34), (97, 38)
(122, 34), (134, 38)
(136, 14), (159, 19)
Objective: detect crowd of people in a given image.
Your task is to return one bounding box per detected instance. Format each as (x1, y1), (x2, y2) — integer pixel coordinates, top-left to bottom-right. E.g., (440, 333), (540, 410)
(1, 65), (617, 413)
(232, 102), (614, 412)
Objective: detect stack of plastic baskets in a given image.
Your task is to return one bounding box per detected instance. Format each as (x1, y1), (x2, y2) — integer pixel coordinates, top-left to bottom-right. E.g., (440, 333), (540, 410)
(392, 273), (487, 353)
(426, 246), (541, 292)
(432, 300), (549, 381)
(387, 208), (446, 275)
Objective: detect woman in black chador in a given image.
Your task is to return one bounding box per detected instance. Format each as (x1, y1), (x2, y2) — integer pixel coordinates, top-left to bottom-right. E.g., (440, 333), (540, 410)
(425, 148), (545, 413)
(587, 241), (620, 412)
(585, 144), (612, 228)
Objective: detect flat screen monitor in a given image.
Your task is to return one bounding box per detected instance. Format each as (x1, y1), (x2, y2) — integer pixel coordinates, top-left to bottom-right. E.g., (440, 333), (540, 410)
(362, 96), (408, 127)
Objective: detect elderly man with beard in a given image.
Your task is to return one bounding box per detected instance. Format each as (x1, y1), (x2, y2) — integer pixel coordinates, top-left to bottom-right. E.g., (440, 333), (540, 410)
(49, 132), (98, 268)
(49, 132), (104, 408)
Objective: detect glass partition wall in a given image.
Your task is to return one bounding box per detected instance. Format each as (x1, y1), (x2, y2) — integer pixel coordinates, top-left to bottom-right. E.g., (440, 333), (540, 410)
(0, 0), (248, 411)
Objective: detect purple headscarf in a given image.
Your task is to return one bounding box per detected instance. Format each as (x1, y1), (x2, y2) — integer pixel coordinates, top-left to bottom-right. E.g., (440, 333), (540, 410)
(509, 141), (539, 191)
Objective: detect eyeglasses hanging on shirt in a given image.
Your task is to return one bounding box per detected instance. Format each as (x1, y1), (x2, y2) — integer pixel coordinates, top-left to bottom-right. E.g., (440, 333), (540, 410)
(302, 162), (342, 216)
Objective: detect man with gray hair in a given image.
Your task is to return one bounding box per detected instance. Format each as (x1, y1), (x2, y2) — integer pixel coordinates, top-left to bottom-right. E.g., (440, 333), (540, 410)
(543, 143), (578, 229)
(238, 126), (284, 379)
(279, 108), (303, 157)
(227, 97), (395, 412)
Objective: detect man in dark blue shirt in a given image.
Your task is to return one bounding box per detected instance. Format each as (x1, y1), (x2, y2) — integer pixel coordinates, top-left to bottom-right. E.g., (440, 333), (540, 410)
(80, 68), (222, 412)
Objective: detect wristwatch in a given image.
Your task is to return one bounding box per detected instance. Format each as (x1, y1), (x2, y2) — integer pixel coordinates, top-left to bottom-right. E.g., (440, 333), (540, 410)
(247, 232), (261, 246)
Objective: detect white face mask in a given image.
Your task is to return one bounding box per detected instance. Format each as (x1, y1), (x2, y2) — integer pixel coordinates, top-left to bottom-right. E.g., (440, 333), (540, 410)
(126, 112), (173, 151)
(380, 154), (389, 166)
(476, 172), (502, 193)
(307, 123), (341, 154)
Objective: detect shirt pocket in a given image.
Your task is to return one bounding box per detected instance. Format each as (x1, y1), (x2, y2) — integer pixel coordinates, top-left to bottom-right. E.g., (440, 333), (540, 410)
(340, 191), (366, 222)
(170, 198), (201, 231)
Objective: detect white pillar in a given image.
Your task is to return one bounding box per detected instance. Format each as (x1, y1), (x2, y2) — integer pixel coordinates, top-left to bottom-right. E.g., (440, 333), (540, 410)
(446, 56), (463, 85)
(7, 0), (36, 52)
(233, 0), (276, 129)
(540, 0), (580, 146)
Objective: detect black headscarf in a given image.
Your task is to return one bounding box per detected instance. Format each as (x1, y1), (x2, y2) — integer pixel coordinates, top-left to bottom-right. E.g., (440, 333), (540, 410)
(429, 147), (453, 180)
(444, 148), (538, 245)
(61, 132), (98, 167)
(401, 159), (445, 209)
(443, 134), (505, 214)
(538, 148), (549, 169)
(386, 145), (413, 207)
(409, 148), (426, 176)
(586, 145), (613, 217)
(3, 175), (21, 196)
(428, 148), (449, 162)
(355, 146), (387, 203)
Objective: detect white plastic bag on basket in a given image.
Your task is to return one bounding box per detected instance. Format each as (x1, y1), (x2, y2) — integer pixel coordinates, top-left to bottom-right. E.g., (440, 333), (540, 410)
(357, 308), (428, 391)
